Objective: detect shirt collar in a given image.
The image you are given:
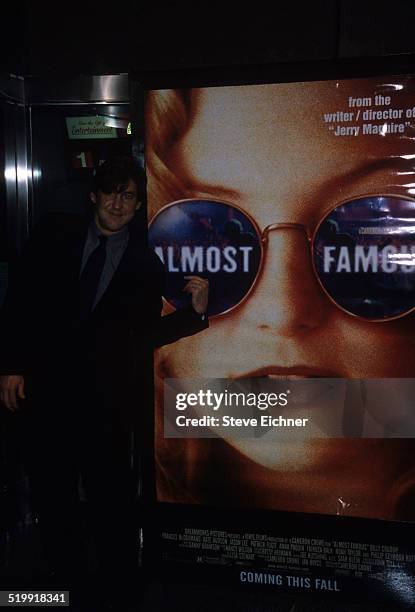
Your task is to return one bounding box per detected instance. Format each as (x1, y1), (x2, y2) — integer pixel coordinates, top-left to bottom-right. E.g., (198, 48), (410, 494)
(89, 219), (129, 248)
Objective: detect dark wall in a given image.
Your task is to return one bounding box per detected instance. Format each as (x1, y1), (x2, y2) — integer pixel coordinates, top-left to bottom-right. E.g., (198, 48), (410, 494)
(3, 1), (415, 77)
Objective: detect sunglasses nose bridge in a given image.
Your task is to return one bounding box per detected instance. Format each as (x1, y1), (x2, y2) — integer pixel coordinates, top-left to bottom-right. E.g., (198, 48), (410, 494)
(261, 222), (311, 244)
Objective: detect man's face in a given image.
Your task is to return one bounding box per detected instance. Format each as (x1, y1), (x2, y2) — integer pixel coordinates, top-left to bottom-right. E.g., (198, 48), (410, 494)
(90, 178), (140, 235)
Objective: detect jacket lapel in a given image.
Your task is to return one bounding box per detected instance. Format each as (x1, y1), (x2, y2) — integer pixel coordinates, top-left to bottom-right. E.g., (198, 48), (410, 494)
(91, 240), (143, 314)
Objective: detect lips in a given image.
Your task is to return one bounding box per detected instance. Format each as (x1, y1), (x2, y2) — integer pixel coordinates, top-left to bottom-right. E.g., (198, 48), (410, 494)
(232, 365), (341, 379)
(231, 365), (341, 409)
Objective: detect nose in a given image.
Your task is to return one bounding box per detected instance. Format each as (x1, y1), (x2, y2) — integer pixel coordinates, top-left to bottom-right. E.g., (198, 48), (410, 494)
(110, 193), (123, 209)
(245, 227), (331, 336)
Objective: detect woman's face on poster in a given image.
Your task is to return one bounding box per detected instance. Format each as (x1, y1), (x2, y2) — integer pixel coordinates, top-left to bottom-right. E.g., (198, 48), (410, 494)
(147, 80), (415, 479)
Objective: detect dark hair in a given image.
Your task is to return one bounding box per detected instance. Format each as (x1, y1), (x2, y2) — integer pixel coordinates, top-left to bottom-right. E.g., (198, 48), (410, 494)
(92, 155), (145, 197)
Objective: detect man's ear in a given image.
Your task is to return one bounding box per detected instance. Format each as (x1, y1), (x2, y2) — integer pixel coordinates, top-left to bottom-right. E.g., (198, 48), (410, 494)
(135, 201), (142, 210)
(90, 192), (97, 204)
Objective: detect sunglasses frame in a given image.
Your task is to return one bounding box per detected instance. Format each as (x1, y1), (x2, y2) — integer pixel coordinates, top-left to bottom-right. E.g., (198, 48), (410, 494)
(148, 194), (415, 322)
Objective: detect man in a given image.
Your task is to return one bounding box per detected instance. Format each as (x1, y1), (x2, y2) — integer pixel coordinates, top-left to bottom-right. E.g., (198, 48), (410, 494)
(0, 157), (208, 599)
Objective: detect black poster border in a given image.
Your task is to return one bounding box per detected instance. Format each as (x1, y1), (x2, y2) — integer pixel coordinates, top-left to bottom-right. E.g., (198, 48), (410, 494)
(144, 503), (415, 608)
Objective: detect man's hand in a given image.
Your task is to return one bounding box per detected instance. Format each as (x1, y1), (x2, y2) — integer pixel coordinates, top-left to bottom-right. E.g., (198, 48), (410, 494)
(0, 375), (26, 412)
(183, 276), (209, 315)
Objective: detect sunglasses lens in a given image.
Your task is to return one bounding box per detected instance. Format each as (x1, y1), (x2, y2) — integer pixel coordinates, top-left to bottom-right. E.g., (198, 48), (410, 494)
(314, 196), (415, 319)
(148, 200), (262, 316)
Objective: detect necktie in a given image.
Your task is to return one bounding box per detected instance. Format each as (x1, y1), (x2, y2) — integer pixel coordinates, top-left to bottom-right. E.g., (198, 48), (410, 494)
(79, 235), (107, 319)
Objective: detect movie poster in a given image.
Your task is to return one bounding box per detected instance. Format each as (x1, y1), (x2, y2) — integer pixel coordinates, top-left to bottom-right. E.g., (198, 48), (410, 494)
(144, 74), (415, 605)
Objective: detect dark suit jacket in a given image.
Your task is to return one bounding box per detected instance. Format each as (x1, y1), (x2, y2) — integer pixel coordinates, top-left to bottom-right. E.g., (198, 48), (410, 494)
(0, 213), (208, 429)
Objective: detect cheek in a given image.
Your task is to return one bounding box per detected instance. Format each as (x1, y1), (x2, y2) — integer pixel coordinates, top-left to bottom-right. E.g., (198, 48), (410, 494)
(100, 204), (113, 215)
(158, 321), (241, 378)
(336, 319), (414, 377)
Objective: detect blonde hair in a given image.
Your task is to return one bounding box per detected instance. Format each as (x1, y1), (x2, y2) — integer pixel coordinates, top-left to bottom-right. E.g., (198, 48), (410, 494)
(145, 89), (194, 217)
(146, 89), (199, 502)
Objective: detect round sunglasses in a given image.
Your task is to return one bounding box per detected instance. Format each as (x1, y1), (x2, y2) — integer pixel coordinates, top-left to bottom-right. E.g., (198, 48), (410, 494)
(148, 195), (415, 321)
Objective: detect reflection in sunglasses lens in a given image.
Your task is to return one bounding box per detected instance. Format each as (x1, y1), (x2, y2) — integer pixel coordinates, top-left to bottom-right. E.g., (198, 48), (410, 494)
(314, 196), (415, 320)
(148, 200), (262, 316)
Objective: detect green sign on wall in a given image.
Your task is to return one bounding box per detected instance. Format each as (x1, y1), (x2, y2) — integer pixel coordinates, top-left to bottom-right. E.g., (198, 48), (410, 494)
(66, 116), (117, 140)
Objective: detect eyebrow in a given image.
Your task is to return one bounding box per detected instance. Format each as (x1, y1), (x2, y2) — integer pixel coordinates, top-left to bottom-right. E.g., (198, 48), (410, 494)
(313, 156), (415, 205)
(339, 156), (415, 183)
(180, 156), (415, 206)
(182, 181), (244, 203)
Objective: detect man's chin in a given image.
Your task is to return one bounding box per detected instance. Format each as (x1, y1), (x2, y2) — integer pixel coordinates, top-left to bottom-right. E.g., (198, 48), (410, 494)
(100, 218), (126, 233)
(108, 222), (124, 231)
